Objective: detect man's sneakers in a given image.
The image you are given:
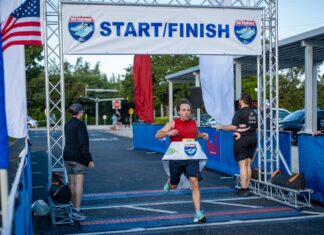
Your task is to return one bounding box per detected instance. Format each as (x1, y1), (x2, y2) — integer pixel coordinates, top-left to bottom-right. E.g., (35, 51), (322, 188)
(236, 188), (252, 196)
(193, 210), (207, 223)
(72, 208), (86, 221)
(163, 182), (171, 193)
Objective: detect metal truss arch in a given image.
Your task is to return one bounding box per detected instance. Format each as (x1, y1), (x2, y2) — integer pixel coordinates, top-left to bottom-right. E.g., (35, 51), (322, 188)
(44, 0), (305, 223)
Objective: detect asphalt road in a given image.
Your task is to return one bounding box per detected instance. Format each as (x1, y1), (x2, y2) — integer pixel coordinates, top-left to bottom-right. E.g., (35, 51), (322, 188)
(24, 129), (324, 235)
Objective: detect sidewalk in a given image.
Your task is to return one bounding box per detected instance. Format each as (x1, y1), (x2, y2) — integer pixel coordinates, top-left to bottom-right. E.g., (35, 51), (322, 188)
(28, 125), (133, 138)
(88, 125), (133, 138)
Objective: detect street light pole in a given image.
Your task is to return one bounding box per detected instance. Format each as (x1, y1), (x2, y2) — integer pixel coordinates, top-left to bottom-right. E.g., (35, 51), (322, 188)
(95, 98), (99, 126)
(83, 86), (122, 126)
(85, 84), (88, 124)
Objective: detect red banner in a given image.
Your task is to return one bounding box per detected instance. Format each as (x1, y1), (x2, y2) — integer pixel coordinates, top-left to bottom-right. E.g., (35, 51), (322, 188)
(133, 55), (154, 123)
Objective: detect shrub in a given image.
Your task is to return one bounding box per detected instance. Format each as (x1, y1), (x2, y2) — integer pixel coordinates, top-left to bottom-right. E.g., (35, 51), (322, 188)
(154, 117), (169, 125)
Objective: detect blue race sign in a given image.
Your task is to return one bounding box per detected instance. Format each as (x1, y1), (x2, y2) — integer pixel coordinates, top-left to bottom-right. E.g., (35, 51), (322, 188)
(234, 20), (257, 44)
(68, 16), (94, 42)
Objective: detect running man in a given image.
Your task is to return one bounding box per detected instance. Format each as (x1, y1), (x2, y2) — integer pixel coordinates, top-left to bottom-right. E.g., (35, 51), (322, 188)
(155, 98), (209, 223)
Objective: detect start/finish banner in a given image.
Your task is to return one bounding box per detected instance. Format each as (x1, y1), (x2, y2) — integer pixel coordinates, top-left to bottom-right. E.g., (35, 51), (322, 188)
(61, 3), (262, 55)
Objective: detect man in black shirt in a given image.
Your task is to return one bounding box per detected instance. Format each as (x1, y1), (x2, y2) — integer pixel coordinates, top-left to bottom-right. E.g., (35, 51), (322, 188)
(217, 93), (257, 196)
(63, 103), (94, 220)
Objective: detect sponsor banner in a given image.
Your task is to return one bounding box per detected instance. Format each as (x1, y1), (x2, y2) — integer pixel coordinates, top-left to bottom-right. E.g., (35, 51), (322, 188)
(162, 141), (207, 160)
(162, 141), (207, 188)
(61, 3), (261, 55)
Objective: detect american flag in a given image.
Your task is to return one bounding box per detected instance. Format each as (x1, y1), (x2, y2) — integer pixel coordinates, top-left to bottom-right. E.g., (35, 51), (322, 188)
(1, 0), (42, 51)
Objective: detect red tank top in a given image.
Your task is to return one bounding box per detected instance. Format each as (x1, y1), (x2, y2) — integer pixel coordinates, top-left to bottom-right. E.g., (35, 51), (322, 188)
(170, 118), (197, 142)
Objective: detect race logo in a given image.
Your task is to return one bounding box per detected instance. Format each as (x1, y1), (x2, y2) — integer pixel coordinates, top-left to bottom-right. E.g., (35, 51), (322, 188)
(166, 147), (176, 155)
(234, 20), (257, 44)
(184, 143), (197, 157)
(68, 16), (94, 42)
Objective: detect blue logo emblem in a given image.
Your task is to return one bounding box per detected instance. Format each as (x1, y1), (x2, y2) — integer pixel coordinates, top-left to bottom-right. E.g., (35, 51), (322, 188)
(184, 144), (197, 157)
(234, 20), (257, 44)
(68, 16), (94, 42)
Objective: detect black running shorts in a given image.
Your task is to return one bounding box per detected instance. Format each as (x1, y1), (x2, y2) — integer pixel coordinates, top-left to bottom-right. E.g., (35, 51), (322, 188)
(169, 160), (200, 185)
(234, 135), (257, 162)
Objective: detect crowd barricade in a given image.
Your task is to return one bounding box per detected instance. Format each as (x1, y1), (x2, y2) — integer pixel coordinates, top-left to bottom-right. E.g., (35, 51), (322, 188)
(2, 143), (33, 235)
(299, 134), (324, 203)
(132, 123), (292, 176)
(133, 123), (169, 153)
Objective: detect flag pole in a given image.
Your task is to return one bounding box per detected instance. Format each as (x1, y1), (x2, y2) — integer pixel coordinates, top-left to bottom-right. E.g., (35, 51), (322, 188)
(0, 169), (9, 224)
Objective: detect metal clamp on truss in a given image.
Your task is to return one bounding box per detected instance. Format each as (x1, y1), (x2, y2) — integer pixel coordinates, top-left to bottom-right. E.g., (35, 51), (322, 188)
(235, 174), (313, 209)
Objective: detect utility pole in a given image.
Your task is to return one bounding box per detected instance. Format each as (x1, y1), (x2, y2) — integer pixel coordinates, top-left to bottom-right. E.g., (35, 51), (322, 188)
(84, 88), (119, 126)
(84, 97), (124, 126)
(85, 85), (88, 124)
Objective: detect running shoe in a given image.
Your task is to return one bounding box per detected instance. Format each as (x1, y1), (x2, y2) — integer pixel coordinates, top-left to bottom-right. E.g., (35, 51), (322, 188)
(163, 182), (171, 193)
(193, 210), (207, 223)
(72, 209), (86, 220)
(237, 188), (251, 196)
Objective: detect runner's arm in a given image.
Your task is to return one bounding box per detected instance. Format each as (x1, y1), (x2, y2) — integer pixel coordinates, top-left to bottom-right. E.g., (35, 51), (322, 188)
(197, 131), (209, 140)
(155, 121), (178, 139)
(216, 124), (238, 131)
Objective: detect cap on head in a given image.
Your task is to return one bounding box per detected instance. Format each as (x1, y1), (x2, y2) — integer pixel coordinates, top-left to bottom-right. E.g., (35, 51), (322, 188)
(69, 103), (85, 115)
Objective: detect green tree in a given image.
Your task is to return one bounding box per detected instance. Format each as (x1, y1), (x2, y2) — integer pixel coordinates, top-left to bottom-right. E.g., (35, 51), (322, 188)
(318, 72), (324, 108)
(279, 67), (304, 111)
(241, 76), (257, 100)
(121, 55), (198, 116)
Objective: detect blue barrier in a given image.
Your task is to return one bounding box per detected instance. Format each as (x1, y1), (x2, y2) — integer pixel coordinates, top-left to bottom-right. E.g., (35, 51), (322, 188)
(133, 123), (291, 176)
(201, 128), (239, 175)
(3, 144), (33, 235)
(14, 147), (33, 235)
(252, 131), (292, 175)
(299, 134), (324, 203)
(133, 123), (169, 153)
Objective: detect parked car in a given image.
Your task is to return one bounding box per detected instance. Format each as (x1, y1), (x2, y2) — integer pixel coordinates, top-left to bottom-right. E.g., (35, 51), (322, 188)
(50, 116), (56, 127)
(200, 113), (212, 126)
(254, 108), (291, 122)
(279, 109), (324, 145)
(278, 108), (291, 121)
(27, 116), (39, 128)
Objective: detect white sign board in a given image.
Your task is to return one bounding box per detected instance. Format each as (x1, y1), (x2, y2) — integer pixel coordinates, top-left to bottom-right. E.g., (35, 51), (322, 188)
(162, 141), (207, 189)
(61, 3), (262, 55)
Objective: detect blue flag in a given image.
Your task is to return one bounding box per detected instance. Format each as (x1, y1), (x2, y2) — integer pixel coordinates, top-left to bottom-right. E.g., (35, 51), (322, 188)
(0, 30), (9, 169)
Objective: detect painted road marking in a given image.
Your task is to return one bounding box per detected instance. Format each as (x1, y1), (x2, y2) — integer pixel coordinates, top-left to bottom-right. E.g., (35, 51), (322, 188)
(125, 206), (177, 214)
(32, 186), (44, 189)
(82, 196), (261, 211)
(206, 201), (262, 209)
(68, 213), (324, 235)
(83, 186), (234, 200)
(90, 137), (119, 141)
(146, 152), (156, 155)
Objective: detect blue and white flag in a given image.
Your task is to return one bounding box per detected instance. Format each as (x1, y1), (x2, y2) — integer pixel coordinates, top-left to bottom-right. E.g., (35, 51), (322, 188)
(199, 55), (234, 125)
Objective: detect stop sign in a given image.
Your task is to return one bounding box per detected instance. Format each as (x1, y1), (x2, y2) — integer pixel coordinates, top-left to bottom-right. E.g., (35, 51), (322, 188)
(112, 100), (121, 109)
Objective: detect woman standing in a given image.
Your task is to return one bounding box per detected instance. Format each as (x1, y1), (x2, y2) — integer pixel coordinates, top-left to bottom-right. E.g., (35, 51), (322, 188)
(63, 103), (94, 220)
